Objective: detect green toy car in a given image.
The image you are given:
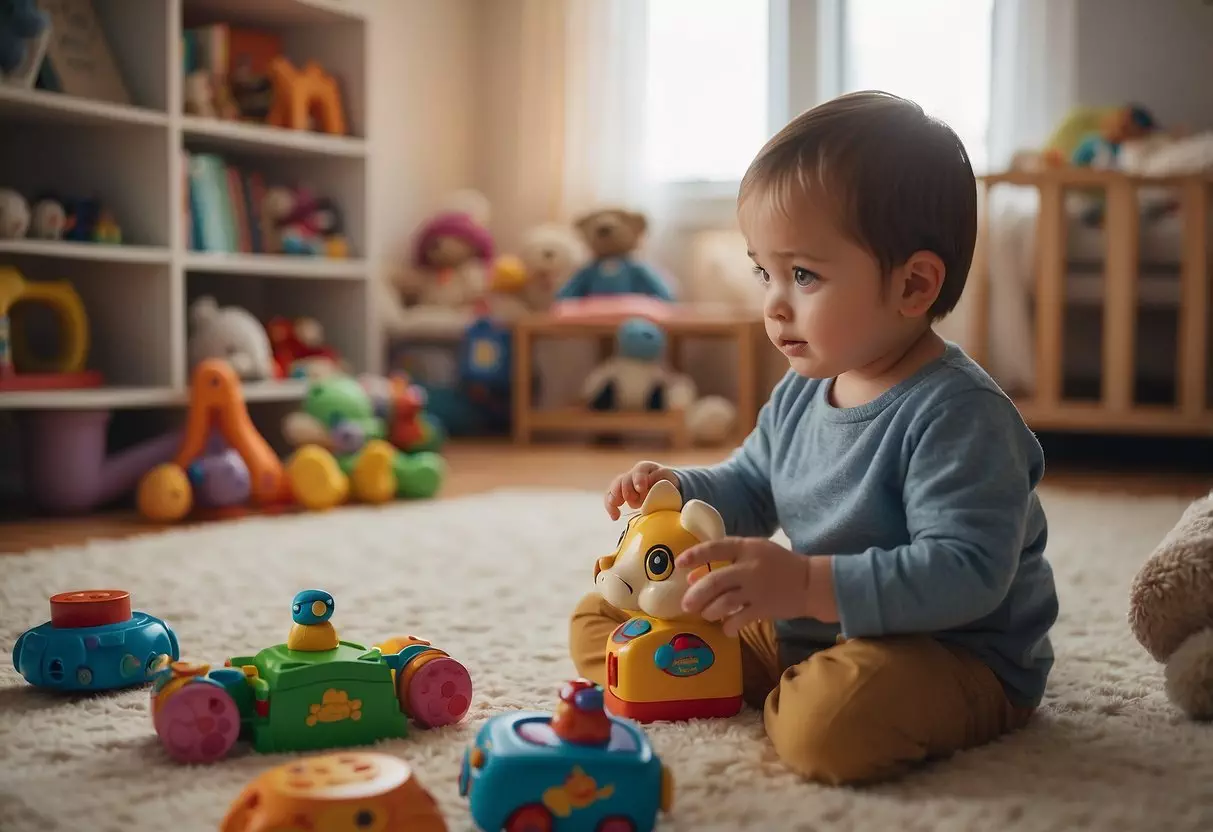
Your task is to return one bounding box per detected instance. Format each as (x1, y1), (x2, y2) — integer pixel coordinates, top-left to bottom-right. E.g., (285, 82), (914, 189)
(150, 590), (473, 763)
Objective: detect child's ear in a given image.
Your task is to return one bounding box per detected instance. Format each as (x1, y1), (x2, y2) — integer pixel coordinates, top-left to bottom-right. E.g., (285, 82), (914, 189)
(897, 250), (945, 318)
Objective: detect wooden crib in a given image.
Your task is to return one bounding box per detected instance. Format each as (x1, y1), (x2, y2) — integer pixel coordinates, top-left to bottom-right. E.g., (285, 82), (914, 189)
(969, 168), (1212, 437)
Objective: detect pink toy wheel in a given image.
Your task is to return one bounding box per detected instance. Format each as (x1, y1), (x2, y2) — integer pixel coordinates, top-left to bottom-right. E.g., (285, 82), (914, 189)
(403, 656), (473, 728)
(154, 682), (240, 763)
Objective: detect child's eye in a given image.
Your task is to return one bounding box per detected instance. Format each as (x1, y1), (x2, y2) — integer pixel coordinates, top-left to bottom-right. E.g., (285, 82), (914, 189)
(792, 267), (820, 287)
(751, 265), (770, 284)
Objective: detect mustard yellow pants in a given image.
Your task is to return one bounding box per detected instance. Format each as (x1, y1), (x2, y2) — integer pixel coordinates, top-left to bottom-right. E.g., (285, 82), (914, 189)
(569, 592), (1033, 786)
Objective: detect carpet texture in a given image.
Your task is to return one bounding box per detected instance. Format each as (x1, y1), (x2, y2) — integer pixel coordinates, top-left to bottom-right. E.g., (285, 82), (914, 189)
(2, 488), (1211, 831)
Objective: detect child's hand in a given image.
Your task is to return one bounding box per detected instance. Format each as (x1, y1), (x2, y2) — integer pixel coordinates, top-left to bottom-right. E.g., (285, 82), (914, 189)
(677, 538), (836, 636)
(604, 461), (679, 520)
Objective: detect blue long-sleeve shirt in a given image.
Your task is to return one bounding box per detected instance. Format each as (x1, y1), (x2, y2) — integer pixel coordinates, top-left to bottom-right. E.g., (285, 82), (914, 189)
(673, 343), (1058, 708)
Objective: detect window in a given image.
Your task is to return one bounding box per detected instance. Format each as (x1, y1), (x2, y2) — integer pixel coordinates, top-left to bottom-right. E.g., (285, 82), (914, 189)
(840, 0), (995, 172)
(644, 0), (770, 185)
(641, 0), (995, 192)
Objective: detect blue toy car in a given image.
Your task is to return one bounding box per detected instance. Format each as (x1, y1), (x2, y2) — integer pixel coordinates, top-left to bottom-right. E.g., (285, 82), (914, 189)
(459, 679), (673, 832)
(12, 590), (180, 692)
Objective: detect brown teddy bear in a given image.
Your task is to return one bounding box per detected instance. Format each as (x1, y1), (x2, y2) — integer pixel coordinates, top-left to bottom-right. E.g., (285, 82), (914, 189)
(1128, 489), (1213, 719)
(554, 208), (674, 301)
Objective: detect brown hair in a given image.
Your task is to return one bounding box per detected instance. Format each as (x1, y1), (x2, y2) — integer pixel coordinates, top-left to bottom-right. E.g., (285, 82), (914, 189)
(738, 90), (977, 320)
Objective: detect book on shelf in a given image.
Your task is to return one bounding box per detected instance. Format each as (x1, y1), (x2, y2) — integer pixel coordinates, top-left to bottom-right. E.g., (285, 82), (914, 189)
(183, 23), (282, 122)
(185, 151), (266, 255)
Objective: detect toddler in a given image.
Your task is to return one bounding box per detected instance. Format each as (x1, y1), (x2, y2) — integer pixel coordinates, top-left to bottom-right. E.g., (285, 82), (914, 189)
(568, 91), (1059, 786)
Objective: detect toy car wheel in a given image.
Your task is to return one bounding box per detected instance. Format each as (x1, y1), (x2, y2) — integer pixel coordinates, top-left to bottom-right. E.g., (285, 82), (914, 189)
(504, 803), (553, 832)
(153, 682), (240, 763)
(402, 655), (473, 728)
(596, 818), (636, 832)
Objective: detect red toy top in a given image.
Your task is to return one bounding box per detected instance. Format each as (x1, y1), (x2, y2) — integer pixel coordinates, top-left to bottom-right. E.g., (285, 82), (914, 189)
(50, 590), (131, 628)
(551, 679), (612, 746)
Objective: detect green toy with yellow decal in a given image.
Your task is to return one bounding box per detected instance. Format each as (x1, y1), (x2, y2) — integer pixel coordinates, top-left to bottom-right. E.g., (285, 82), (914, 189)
(149, 590), (473, 763)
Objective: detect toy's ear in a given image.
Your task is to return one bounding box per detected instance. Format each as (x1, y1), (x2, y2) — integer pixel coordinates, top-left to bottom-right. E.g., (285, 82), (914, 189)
(574, 210), (603, 240)
(680, 499), (724, 543)
(623, 211), (648, 238)
(641, 479), (682, 515)
(190, 295), (218, 327)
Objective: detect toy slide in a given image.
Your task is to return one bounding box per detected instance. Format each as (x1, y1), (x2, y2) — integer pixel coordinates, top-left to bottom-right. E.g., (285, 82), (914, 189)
(137, 360), (285, 522)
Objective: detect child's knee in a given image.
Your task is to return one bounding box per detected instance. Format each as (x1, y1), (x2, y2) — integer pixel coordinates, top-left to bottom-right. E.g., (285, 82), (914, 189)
(767, 702), (888, 786)
(567, 592), (627, 686)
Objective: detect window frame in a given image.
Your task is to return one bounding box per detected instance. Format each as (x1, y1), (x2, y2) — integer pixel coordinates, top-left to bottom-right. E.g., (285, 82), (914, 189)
(656, 0), (842, 229)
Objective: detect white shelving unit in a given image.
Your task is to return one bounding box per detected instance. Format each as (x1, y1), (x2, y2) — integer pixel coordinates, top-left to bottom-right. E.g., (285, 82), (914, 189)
(0, 0), (377, 412)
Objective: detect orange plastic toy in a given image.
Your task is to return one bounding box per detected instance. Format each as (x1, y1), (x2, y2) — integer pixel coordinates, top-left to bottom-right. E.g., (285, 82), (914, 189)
(265, 57), (347, 135)
(220, 751), (447, 832)
(137, 359), (286, 522)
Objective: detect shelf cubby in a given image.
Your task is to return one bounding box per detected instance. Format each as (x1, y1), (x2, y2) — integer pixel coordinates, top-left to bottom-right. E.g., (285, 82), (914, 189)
(186, 271), (369, 379)
(0, 0), (375, 415)
(0, 123), (172, 249)
(5, 260), (173, 389)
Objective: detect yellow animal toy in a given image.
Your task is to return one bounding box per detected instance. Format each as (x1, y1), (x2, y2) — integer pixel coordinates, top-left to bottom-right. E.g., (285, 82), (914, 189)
(594, 479), (743, 722)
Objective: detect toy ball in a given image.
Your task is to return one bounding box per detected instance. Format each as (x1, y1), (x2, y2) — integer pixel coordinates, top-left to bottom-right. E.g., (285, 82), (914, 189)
(329, 419), (366, 455)
(490, 254), (528, 293)
(292, 589), (335, 624)
(616, 317), (665, 361)
(137, 463), (193, 522)
(187, 449), (251, 508)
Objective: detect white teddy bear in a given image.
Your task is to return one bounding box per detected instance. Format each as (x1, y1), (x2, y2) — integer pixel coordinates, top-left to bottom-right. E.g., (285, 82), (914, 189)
(187, 295), (273, 381)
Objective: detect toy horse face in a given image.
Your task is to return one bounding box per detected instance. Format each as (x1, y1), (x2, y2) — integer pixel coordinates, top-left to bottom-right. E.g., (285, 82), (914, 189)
(594, 480), (727, 620)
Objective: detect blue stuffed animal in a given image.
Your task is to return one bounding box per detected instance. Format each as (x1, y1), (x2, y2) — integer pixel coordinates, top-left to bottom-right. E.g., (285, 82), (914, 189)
(555, 209), (674, 301)
(0, 0), (49, 75)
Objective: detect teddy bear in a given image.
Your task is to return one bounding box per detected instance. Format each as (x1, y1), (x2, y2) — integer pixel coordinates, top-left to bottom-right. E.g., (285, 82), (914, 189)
(517, 221), (589, 311)
(555, 208), (675, 301)
(1128, 488), (1213, 720)
(187, 295), (274, 381)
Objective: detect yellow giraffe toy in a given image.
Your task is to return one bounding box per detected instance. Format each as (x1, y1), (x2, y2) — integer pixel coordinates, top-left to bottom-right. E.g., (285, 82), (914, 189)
(594, 480), (743, 722)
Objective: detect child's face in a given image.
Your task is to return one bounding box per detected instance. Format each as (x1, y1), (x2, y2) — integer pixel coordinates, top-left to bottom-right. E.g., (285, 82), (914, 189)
(740, 188), (922, 379)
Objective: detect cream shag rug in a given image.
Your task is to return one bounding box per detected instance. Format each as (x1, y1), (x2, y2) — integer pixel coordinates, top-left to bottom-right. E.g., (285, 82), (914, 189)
(2, 488), (1211, 832)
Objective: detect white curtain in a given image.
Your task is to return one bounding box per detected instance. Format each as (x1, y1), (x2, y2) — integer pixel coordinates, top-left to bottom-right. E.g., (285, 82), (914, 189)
(987, 0), (1079, 171)
(942, 0), (1078, 393)
(479, 0), (661, 407)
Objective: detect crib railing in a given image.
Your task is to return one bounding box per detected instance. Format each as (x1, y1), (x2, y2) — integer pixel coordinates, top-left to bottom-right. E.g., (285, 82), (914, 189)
(971, 168), (1212, 436)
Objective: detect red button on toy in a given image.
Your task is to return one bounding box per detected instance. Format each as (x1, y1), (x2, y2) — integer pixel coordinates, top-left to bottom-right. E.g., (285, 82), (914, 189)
(49, 590), (132, 629)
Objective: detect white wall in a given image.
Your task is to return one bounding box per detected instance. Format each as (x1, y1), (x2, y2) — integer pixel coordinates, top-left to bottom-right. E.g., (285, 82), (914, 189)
(369, 0), (479, 265)
(1074, 0), (1213, 129)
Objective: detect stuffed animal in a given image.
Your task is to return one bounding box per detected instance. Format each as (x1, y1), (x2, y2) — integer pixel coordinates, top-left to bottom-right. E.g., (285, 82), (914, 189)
(406, 189), (495, 309)
(556, 209), (674, 301)
(584, 317), (687, 412)
(357, 371), (445, 453)
(266, 315), (343, 379)
(583, 317), (737, 445)
(0, 188), (29, 238)
(0, 0), (48, 76)
(517, 222), (589, 311)
(1128, 489), (1213, 720)
(187, 296), (274, 381)
(30, 197), (66, 239)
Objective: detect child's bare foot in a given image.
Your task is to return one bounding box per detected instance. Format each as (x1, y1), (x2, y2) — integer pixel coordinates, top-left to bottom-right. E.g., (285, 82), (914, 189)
(604, 461), (679, 520)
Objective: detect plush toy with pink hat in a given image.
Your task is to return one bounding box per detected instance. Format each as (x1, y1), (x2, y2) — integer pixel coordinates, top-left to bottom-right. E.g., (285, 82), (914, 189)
(382, 190), (498, 335)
